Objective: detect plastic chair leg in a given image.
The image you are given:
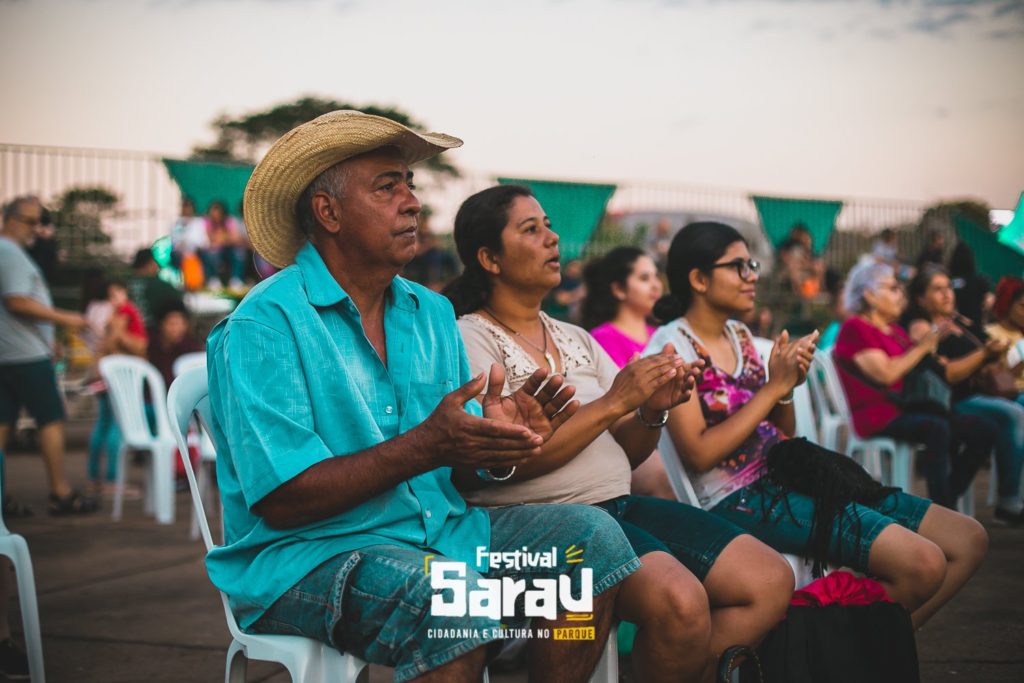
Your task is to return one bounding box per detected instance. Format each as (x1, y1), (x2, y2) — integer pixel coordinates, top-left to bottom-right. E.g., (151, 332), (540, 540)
(890, 445), (913, 493)
(142, 450), (155, 516)
(590, 626), (619, 683)
(111, 445), (127, 522)
(0, 534), (45, 683)
(152, 444), (175, 525)
(225, 640), (247, 683)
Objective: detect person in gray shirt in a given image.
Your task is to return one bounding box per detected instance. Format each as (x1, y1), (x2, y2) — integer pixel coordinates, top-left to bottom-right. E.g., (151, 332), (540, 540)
(0, 195), (97, 515)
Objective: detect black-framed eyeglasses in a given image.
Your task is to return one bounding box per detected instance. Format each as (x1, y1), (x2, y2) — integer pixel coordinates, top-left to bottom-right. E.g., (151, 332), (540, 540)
(707, 258), (761, 280)
(12, 213), (41, 227)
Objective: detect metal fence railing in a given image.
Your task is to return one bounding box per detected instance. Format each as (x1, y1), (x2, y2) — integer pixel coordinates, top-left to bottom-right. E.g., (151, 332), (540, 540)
(0, 143), (181, 261)
(3, 142), (935, 273)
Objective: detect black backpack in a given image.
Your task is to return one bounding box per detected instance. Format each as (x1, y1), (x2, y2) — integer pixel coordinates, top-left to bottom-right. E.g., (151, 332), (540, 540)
(753, 602), (920, 683)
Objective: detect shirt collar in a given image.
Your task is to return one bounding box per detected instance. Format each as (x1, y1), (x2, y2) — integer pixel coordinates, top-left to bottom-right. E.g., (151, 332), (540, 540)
(296, 241), (419, 312)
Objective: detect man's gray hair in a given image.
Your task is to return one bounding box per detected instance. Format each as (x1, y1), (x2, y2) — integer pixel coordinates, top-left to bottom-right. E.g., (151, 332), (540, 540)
(843, 260), (894, 314)
(295, 162), (352, 239)
(2, 195), (41, 223)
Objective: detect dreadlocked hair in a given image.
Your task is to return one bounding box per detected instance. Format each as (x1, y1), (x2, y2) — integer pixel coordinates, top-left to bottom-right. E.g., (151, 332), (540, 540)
(762, 438), (899, 578)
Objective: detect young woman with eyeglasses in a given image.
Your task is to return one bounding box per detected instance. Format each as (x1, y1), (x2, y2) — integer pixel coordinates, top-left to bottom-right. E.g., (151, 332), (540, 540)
(650, 222), (987, 629)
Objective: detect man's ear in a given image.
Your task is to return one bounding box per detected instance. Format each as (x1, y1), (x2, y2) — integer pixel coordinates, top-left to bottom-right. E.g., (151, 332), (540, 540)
(311, 192), (342, 236)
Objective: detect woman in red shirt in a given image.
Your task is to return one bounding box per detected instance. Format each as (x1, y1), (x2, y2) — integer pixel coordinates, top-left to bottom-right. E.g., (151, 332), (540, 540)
(833, 262), (994, 509)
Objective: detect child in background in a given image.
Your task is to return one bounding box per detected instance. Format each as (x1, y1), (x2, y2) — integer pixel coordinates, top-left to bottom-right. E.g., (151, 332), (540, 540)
(86, 280), (148, 496)
(104, 280), (147, 357)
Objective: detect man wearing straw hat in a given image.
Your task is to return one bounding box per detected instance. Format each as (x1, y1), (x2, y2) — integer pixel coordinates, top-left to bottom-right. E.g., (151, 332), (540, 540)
(204, 111), (640, 682)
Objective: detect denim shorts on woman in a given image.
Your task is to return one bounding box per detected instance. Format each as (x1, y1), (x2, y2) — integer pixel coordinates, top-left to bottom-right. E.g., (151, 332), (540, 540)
(592, 494), (746, 582)
(710, 478), (932, 572)
(250, 503), (640, 683)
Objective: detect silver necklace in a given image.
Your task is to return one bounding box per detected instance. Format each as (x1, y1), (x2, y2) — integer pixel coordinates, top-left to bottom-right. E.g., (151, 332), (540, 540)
(483, 307), (557, 373)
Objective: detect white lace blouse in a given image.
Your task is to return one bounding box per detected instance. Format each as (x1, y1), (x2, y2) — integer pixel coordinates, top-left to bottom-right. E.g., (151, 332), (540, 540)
(457, 312), (633, 506)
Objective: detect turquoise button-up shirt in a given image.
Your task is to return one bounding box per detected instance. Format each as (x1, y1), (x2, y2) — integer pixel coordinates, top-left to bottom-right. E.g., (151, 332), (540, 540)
(206, 242), (489, 629)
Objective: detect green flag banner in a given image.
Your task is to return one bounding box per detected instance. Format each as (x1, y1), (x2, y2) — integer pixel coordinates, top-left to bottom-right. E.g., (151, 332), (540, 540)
(498, 178), (617, 262)
(751, 195), (844, 255)
(996, 192), (1024, 258)
(162, 158), (255, 216)
(955, 213), (1024, 278)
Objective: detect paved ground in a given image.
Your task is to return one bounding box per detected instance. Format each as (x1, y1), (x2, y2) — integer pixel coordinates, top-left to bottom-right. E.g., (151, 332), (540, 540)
(3, 419), (1022, 682)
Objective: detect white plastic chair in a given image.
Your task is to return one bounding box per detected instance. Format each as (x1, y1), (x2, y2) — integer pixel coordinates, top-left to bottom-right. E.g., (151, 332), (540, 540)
(172, 352), (207, 378)
(0, 486), (45, 682)
(171, 354), (217, 541)
(99, 355), (176, 524)
(813, 350), (915, 492)
(166, 366), (369, 683)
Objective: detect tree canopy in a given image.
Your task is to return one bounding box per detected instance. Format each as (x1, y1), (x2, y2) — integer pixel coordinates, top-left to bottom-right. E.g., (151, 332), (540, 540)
(190, 96), (459, 177)
(51, 185), (119, 250)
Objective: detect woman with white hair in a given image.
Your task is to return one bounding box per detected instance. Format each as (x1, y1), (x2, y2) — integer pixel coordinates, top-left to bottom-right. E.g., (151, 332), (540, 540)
(834, 261), (996, 508)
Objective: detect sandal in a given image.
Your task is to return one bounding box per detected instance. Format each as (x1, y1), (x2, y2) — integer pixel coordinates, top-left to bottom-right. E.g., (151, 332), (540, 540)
(47, 490), (99, 516)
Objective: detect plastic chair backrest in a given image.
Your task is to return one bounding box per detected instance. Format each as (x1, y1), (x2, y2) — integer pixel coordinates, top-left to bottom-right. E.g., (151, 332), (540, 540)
(806, 355), (833, 421)
(99, 355), (173, 448)
(167, 366), (217, 551)
(172, 352), (207, 378)
(656, 431), (703, 507)
(751, 337), (818, 442)
(815, 349), (854, 421)
(166, 367), (247, 642)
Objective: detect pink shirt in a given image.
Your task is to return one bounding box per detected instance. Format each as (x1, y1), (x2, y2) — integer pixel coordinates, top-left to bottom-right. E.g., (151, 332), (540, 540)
(833, 316), (910, 437)
(590, 322), (656, 368)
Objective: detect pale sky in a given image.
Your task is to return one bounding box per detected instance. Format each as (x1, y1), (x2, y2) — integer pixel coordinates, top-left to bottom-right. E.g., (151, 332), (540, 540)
(2, 0), (1023, 208)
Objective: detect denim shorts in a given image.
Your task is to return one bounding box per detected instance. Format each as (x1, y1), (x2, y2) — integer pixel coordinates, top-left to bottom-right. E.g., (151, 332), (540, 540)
(250, 503), (640, 683)
(0, 359), (65, 427)
(592, 494), (746, 582)
(710, 478), (932, 571)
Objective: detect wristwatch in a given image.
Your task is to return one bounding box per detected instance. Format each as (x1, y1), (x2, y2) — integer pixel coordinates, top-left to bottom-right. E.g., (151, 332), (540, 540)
(476, 466), (517, 482)
(635, 406), (669, 429)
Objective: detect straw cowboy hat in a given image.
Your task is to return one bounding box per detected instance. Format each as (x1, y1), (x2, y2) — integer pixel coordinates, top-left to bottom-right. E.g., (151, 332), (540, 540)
(243, 109), (462, 268)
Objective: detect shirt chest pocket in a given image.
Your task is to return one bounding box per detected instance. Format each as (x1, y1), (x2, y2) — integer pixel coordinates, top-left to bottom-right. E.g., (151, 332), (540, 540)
(406, 380), (455, 421)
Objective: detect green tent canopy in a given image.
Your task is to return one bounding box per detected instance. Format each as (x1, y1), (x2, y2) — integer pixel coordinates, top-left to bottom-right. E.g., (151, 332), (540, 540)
(955, 213), (1024, 278)
(162, 158), (255, 216)
(751, 195), (844, 255)
(996, 192), (1024, 258)
(497, 178), (617, 262)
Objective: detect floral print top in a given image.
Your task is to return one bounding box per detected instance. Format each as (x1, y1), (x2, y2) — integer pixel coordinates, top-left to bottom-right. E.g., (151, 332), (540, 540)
(646, 318), (781, 508)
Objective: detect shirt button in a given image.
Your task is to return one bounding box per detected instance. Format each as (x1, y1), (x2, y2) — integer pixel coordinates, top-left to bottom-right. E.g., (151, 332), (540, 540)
(385, 405), (394, 415)
(425, 510), (432, 519)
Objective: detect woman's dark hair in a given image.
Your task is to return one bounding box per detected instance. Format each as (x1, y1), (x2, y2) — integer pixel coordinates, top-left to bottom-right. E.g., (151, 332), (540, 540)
(154, 300), (190, 326)
(580, 247), (647, 330)
(653, 221), (746, 322)
(948, 241), (976, 278)
(902, 264), (948, 326)
(443, 184), (534, 316)
(80, 268), (109, 310)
